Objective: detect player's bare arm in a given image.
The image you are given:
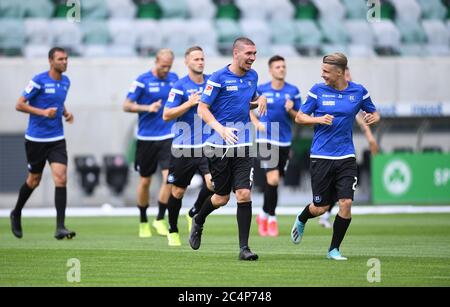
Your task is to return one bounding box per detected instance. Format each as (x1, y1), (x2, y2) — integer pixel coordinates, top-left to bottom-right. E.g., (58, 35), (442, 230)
(295, 111), (334, 126)
(123, 98), (162, 113)
(198, 101), (238, 145)
(16, 96), (57, 118)
(362, 111), (380, 126)
(63, 106), (74, 123)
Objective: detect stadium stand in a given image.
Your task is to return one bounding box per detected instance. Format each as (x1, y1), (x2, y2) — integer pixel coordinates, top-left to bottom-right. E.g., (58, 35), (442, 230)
(0, 0), (448, 57)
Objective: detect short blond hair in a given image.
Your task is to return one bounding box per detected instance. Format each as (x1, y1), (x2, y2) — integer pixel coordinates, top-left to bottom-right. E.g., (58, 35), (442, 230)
(323, 52), (348, 72)
(156, 48), (174, 61)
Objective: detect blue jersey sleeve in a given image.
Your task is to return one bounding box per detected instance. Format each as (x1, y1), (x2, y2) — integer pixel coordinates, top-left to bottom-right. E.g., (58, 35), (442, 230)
(22, 76), (42, 101)
(360, 86), (376, 113)
(127, 76), (145, 102)
(293, 87), (302, 112)
(165, 82), (184, 109)
(300, 84), (319, 115)
(201, 74), (221, 106)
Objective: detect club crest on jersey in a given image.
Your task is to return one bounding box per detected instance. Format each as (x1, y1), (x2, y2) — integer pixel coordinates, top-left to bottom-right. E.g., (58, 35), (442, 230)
(349, 95), (355, 101)
(167, 174), (175, 183)
(167, 91), (176, 102)
(314, 195), (322, 203)
(204, 85), (213, 96)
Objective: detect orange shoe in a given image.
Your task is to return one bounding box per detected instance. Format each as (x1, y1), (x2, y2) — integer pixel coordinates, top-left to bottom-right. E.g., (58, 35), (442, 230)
(268, 220), (279, 237)
(256, 215), (268, 236)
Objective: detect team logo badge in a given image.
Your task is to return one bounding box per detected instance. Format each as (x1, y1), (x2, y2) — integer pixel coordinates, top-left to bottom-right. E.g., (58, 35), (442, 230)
(314, 195), (322, 203)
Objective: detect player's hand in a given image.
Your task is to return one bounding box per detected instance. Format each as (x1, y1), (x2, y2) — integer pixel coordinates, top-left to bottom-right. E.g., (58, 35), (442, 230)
(220, 126), (239, 145)
(317, 114), (334, 125)
(285, 99), (294, 112)
(44, 107), (58, 118)
(148, 99), (162, 113)
(257, 95), (267, 116)
(188, 93), (200, 107)
(64, 111), (74, 123)
(363, 112), (379, 125)
(256, 122), (265, 132)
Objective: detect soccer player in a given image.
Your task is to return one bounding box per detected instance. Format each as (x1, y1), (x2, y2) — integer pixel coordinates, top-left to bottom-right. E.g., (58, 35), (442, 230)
(190, 37), (267, 260)
(291, 53), (380, 260)
(251, 55), (301, 237)
(318, 66), (379, 228)
(123, 49), (178, 238)
(162, 46), (214, 246)
(11, 47), (76, 240)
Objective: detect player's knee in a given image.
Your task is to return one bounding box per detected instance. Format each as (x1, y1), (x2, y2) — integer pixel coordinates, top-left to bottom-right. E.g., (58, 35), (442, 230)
(27, 174), (41, 189)
(172, 186), (185, 199)
(139, 177), (151, 187)
(212, 194), (229, 206)
(266, 172), (279, 186)
(339, 199), (352, 208)
(235, 189), (251, 202)
(53, 172), (67, 186)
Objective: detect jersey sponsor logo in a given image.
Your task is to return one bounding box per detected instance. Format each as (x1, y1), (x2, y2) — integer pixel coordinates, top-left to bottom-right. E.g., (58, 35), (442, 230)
(148, 82), (160, 86)
(322, 94), (335, 98)
(224, 79), (237, 84)
(44, 83), (55, 87)
(267, 98), (274, 104)
(226, 85), (238, 91)
(167, 91), (176, 103)
(322, 100), (335, 106)
(263, 92), (273, 97)
(149, 87), (160, 93)
(45, 88), (56, 94)
(204, 85), (213, 96)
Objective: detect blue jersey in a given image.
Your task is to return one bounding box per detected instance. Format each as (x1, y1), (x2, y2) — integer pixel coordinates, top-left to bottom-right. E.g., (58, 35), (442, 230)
(200, 65), (258, 148)
(301, 81), (376, 159)
(21, 71), (71, 142)
(165, 74), (210, 148)
(256, 81), (301, 146)
(127, 71), (179, 140)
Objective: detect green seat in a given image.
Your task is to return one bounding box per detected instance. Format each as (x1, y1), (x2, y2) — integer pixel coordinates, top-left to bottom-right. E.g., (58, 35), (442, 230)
(380, 1), (396, 20)
(137, 2), (162, 19)
(319, 19), (350, 45)
(81, 0), (108, 20)
(293, 2), (318, 20)
(215, 18), (242, 54)
(216, 3), (240, 20)
(396, 19), (426, 44)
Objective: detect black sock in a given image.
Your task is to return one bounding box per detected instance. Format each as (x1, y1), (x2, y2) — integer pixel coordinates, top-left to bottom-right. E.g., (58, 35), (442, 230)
(298, 204), (315, 224)
(55, 187), (67, 229)
(237, 201), (252, 249)
(329, 214), (352, 251)
(156, 201), (167, 220)
(264, 183), (278, 216)
(195, 195), (217, 226)
(189, 184), (213, 217)
(13, 182), (34, 215)
(138, 204), (149, 223)
(167, 194), (182, 233)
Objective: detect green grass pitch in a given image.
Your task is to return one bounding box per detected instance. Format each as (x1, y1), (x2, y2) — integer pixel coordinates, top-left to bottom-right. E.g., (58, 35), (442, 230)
(1, 213), (449, 286)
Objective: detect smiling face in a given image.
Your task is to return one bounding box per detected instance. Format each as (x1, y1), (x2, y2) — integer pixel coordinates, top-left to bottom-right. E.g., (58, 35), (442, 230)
(234, 43), (257, 72)
(321, 63), (344, 87)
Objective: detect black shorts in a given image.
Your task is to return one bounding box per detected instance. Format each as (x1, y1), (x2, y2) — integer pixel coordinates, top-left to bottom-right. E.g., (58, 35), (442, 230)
(134, 139), (172, 177)
(25, 139), (68, 174)
(168, 149), (210, 189)
(310, 157), (358, 206)
(205, 146), (254, 196)
(257, 143), (290, 177)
